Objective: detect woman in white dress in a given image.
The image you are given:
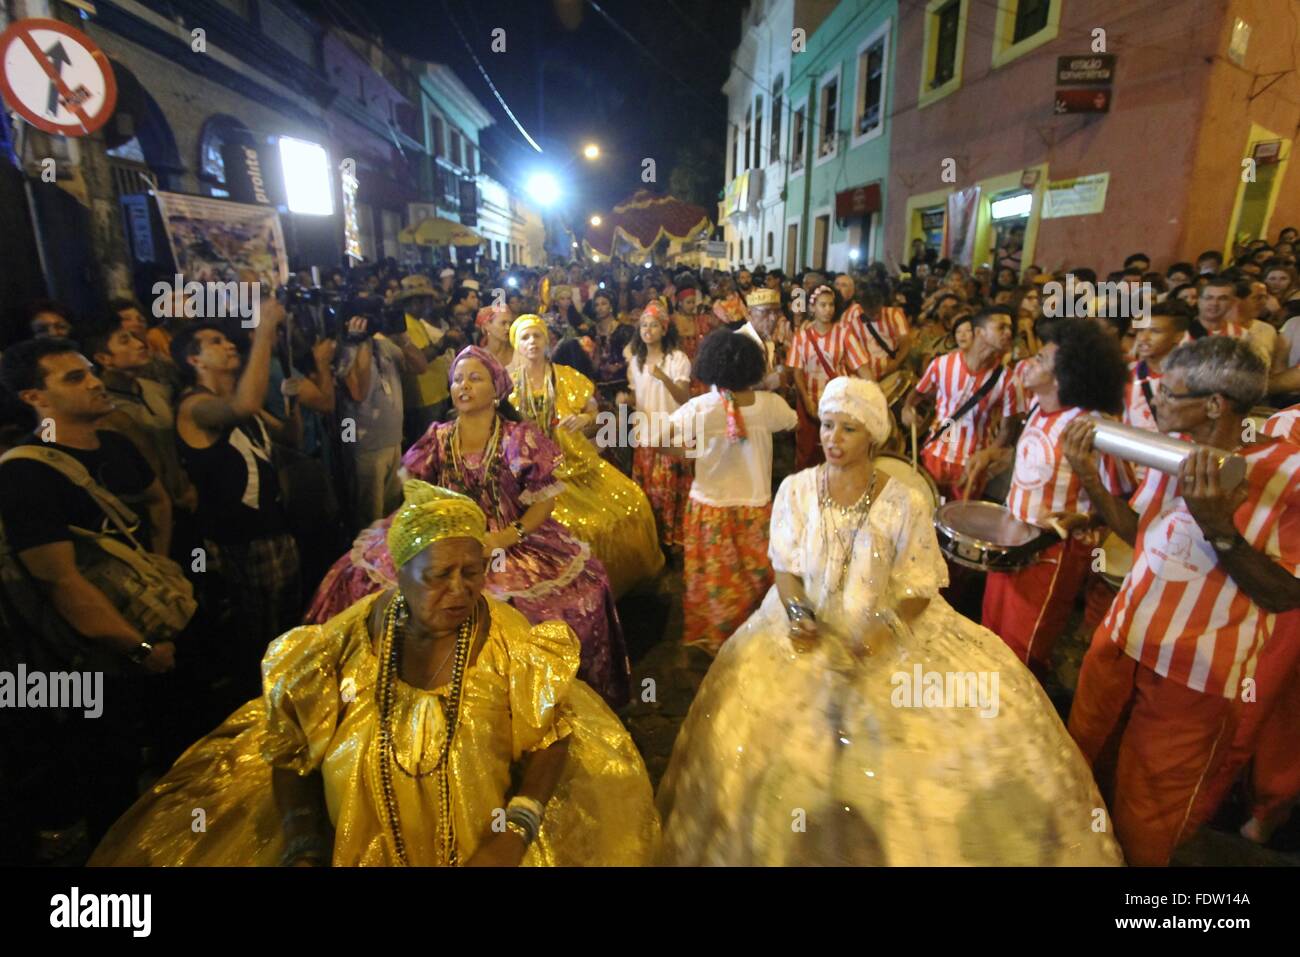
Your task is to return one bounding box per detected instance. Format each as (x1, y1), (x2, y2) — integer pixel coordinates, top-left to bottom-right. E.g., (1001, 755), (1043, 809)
(656, 377), (1124, 866)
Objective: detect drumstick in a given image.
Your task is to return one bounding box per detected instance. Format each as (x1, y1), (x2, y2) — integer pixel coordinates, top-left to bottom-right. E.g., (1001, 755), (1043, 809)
(910, 420), (918, 472)
(1047, 517), (1070, 539)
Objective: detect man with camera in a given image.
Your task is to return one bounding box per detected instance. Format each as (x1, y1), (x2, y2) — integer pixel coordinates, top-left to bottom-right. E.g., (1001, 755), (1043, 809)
(337, 299), (419, 530)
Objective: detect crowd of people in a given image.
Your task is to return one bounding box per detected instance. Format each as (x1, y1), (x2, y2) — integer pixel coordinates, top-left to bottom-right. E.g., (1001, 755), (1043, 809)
(2, 228), (1299, 866)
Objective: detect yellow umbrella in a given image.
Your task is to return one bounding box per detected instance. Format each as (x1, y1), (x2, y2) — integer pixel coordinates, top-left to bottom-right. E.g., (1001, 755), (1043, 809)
(400, 216), (486, 247)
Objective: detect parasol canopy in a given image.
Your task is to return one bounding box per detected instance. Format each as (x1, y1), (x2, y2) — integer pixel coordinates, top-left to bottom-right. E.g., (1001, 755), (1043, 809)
(582, 190), (712, 258)
(399, 216), (485, 247)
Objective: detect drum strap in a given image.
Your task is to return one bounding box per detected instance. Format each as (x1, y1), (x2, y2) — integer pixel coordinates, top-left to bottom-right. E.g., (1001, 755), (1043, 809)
(922, 363), (1004, 449)
(861, 311), (898, 360)
(1137, 361), (1158, 420)
(807, 330), (839, 381)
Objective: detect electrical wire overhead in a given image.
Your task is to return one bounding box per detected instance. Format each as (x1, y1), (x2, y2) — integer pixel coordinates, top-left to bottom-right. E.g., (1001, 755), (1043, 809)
(441, 0), (544, 152)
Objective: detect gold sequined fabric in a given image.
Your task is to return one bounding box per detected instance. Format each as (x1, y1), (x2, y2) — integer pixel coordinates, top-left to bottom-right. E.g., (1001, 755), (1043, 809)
(510, 362), (664, 597)
(655, 468), (1125, 866)
(89, 594), (660, 866)
(387, 481), (487, 567)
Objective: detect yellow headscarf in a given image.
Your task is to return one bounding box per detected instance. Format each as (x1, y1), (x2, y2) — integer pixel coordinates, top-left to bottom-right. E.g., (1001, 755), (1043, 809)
(387, 480), (487, 568)
(509, 313), (548, 349)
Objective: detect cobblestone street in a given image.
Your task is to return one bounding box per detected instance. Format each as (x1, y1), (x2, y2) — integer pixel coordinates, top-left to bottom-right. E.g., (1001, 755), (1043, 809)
(614, 561), (1300, 865)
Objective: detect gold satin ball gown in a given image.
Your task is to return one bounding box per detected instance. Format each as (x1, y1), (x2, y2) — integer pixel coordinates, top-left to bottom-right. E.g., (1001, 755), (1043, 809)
(90, 594), (660, 866)
(511, 361), (664, 597)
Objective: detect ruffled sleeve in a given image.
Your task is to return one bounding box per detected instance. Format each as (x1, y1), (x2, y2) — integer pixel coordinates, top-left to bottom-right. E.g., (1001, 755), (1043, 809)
(400, 421), (448, 480)
(260, 621), (348, 775)
(768, 471), (808, 576)
(554, 363), (596, 414)
(506, 619), (580, 762)
(887, 483), (948, 602)
(508, 420), (567, 505)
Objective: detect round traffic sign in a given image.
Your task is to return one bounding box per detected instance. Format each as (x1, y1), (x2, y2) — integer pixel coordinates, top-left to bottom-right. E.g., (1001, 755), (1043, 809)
(0, 17), (117, 136)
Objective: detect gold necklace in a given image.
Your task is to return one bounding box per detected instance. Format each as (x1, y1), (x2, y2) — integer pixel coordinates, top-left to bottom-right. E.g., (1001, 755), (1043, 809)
(520, 365), (555, 434)
(376, 594), (475, 866)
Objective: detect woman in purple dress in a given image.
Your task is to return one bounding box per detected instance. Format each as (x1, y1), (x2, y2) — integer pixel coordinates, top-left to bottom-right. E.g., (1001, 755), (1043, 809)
(306, 346), (630, 706)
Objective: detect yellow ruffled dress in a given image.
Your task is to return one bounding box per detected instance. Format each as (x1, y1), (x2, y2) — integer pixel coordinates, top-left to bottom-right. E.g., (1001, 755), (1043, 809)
(511, 362), (664, 597)
(89, 594), (660, 866)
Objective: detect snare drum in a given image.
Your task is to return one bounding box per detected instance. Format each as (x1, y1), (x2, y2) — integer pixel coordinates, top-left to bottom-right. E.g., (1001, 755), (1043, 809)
(878, 370), (916, 408)
(874, 452), (940, 510)
(934, 500), (1050, 572)
(1099, 531), (1134, 590)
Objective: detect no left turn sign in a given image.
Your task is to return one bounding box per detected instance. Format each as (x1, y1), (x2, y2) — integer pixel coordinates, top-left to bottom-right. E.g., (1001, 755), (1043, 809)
(0, 17), (117, 136)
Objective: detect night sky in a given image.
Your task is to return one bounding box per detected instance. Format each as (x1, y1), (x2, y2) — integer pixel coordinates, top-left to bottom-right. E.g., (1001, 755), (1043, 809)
(313, 0), (748, 222)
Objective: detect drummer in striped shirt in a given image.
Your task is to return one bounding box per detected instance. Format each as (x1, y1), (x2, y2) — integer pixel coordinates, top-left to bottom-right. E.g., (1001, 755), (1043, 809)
(980, 319), (1132, 678)
(788, 285), (871, 468)
(1063, 338), (1300, 865)
(901, 307), (1013, 500)
(836, 275), (911, 382)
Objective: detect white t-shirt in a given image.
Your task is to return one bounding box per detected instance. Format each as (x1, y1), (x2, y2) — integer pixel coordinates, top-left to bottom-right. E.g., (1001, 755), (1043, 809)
(669, 389), (798, 507)
(626, 348), (691, 421)
(1281, 315), (1300, 369)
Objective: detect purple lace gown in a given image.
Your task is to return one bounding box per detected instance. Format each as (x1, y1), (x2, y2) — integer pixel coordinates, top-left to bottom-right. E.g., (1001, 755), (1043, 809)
(306, 418), (630, 707)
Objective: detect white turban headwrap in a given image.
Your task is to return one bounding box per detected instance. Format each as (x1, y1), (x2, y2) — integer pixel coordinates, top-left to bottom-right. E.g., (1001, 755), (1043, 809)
(818, 376), (890, 446)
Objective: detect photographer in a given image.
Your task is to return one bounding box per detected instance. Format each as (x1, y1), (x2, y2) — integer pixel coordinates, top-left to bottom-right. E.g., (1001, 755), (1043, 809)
(338, 301), (416, 530)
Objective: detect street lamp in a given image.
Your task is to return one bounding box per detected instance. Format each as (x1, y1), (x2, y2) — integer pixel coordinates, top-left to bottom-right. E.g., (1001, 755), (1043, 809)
(582, 143), (600, 160)
(525, 171), (562, 208)
(590, 215), (602, 227)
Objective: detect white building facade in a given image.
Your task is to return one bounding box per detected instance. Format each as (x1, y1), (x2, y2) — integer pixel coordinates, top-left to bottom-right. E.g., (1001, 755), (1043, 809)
(721, 0), (837, 274)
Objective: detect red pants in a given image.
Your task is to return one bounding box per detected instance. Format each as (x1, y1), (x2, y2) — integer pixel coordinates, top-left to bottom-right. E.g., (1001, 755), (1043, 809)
(795, 402), (824, 470)
(982, 536), (1091, 674)
(1068, 629), (1240, 865)
(921, 447), (981, 501)
(1190, 609), (1300, 830)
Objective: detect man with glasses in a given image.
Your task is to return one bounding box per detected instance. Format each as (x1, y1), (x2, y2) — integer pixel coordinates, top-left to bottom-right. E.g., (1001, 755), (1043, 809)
(1062, 337), (1300, 865)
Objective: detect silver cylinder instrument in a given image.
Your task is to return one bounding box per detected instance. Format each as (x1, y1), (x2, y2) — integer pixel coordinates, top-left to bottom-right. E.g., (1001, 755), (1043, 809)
(1088, 418), (1245, 490)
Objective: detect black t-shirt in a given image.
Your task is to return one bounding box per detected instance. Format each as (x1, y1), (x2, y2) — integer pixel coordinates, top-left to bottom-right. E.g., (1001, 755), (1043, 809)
(0, 431), (156, 553)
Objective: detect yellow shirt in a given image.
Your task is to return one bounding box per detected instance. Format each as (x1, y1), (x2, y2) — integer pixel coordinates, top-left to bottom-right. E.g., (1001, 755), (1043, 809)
(405, 315), (450, 407)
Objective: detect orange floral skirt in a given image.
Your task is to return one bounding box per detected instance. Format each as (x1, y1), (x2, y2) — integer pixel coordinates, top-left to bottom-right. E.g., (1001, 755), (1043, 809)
(682, 498), (773, 654)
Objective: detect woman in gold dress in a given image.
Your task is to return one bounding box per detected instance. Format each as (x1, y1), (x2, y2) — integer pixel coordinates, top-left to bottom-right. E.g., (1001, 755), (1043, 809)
(508, 314), (663, 596)
(656, 377), (1123, 866)
(90, 483), (659, 866)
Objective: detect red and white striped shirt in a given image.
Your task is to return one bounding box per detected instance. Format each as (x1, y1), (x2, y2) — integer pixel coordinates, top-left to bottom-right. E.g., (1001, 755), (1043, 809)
(788, 320), (870, 408)
(1263, 404), (1300, 444)
(1100, 436), (1300, 697)
(1006, 405), (1131, 528)
(1183, 322), (1246, 345)
(851, 306), (910, 380)
(1122, 360), (1162, 433)
(1003, 356), (1035, 418)
(915, 351), (1010, 466)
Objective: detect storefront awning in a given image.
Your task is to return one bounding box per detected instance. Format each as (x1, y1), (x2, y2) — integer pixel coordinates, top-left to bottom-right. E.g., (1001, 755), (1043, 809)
(835, 183), (882, 219)
(399, 216), (484, 247)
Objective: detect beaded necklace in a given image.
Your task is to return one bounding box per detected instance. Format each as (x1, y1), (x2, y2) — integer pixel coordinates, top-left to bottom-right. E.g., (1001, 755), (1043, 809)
(519, 364), (557, 435)
(376, 593), (476, 866)
(817, 464), (878, 595)
(443, 416), (507, 527)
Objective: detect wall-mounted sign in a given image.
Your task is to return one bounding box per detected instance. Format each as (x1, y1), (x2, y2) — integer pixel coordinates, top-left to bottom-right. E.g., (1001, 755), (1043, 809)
(0, 18), (117, 136)
(221, 140), (283, 207)
(1042, 172), (1110, 219)
(1055, 54), (1116, 86)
